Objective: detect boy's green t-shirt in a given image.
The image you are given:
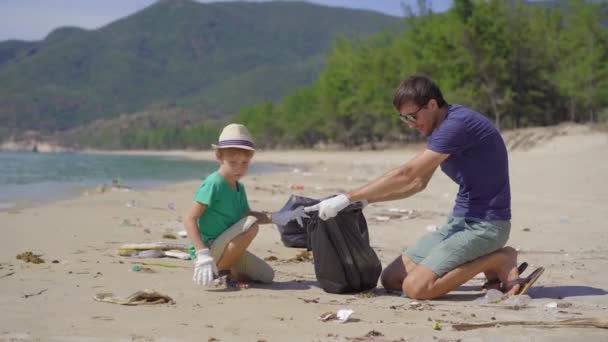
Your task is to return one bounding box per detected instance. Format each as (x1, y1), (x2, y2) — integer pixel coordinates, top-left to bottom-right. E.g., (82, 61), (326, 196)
(192, 171), (250, 250)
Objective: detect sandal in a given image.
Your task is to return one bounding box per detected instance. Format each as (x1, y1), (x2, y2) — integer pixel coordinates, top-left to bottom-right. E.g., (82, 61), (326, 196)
(503, 266), (545, 296)
(481, 262), (528, 290)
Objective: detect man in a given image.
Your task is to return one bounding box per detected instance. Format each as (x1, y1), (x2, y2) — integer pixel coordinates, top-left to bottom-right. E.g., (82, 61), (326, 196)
(305, 75), (544, 300)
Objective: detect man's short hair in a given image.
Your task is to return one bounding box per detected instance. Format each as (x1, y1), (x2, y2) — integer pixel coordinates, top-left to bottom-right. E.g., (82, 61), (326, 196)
(393, 75), (447, 110)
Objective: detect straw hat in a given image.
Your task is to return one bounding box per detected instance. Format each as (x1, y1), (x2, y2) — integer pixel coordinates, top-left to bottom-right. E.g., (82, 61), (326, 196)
(211, 123), (255, 151)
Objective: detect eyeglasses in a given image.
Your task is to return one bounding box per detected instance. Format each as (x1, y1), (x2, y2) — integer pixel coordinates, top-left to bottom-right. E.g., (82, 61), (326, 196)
(398, 104), (426, 124)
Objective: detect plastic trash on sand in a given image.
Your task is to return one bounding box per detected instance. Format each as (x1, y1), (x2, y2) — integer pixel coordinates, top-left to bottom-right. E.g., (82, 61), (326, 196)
(117, 242), (188, 256)
(425, 224), (439, 232)
(473, 289), (504, 304)
(319, 309), (354, 323)
(132, 249), (165, 258)
(164, 250), (191, 260)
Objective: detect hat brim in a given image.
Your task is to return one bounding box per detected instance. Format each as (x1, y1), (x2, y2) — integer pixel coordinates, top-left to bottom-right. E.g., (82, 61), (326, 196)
(211, 144), (255, 151)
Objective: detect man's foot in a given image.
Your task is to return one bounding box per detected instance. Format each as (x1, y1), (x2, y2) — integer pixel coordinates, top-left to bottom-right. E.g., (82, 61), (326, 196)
(495, 247), (521, 296)
(481, 262), (528, 291)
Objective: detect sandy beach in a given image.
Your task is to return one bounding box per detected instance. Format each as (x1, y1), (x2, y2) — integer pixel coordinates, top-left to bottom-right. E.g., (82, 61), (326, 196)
(1, 124), (607, 341)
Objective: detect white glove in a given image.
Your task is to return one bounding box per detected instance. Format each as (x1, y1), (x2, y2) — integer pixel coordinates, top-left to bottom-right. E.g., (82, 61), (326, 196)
(304, 194), (351, 221)
(193, 248), (218, 286)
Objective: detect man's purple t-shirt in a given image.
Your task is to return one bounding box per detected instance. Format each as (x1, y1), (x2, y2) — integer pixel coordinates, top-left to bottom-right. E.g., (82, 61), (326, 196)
(427, 105), (511, 221)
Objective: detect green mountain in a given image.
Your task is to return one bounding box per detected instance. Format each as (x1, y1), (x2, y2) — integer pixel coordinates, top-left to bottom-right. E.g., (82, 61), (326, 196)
(0, 0), (400, 138)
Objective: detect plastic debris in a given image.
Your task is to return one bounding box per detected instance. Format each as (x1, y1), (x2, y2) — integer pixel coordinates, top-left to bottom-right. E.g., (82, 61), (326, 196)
(164, 250), (191, 260)
(167, 202), (176, 211)
(125, 200), (139, 208)
(320, 309), (354, 323)
(336, 309), (354, 323)
(131, 249), (165, 258)
(501, 295), (531, 309)
(432, 321), (441, 330)
(474, 289), (504, 304)
(546, 302), (558, 309)
(117, 242), (188, 256)
(425, 224), (439, 232)
(374, 216), (391, 222)
(94, 289), (174, 305)
(177, 230), (188, 238)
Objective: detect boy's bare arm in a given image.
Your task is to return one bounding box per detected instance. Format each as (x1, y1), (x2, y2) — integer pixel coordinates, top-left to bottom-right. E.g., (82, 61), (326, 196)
(245, 210), (272, 224)
(185, 202), (208, 251)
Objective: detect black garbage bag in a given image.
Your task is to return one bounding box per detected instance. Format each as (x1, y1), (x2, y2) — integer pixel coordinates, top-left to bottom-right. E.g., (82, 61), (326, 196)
(274, 195), (317, 248)
(307, 199), (382, 294)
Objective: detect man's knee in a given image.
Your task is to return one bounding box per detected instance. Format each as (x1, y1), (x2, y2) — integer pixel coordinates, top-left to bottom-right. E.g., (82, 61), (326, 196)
(402, 269), (437, 300)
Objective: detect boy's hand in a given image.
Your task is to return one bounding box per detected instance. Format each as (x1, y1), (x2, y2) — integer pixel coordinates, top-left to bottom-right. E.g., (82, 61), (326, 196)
(193, 249), (218, 286)
(271, 206), (309, 227)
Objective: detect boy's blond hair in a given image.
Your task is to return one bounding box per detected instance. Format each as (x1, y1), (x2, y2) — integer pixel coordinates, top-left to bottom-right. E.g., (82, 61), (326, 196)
(215, 147), (254, 159)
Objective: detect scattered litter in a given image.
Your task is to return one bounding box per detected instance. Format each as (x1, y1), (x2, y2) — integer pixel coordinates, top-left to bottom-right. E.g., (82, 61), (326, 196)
(23, 289), (47, 299)
(356, 291), (377, 299)
(178, 230), (188, 238)
(374, 216), (391, 222)
(94, 289), (174, 305)
(546, 302), (558, 309)
(132, 266), (155, 273)
(365, 330), (383, 337)
(117, 242), (188, 256)
(498, 295), (531, 309)
(298, 297), (319, 303)
(290, 184), (305, 190)
(162, 233), (177, 240)
(288, 250), (312, 263)
(425, 224), (439, 232)
(130, 249), (165, 258)
(432, 321), (441, 330)
(320, 309), (354, 323)
(163, 250), (191, 260)
(522, 227), (531, 232)
(125, 200), (139, 208)
(16, 251), (45, 264)
(474, 289), (504, 304)
(452, 318), (608, 331)
(121, 219), (138, 227)
(137, 262), (189, 268)
(167, 202), (176, 211)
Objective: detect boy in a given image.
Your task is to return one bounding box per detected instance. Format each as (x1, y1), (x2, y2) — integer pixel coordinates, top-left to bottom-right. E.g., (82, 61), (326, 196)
(185, 123), (274, 287)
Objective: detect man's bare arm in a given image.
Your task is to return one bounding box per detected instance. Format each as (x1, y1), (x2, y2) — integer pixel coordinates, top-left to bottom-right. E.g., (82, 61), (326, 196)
(367, 164), (438, 203)
(347, 149), (447, 203)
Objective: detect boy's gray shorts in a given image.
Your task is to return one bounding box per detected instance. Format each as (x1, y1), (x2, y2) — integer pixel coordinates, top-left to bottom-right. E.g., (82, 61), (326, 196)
(403, 214), (511, 276)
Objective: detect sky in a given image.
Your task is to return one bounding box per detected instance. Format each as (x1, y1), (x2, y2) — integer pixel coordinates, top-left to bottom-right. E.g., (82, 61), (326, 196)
(0, 0), (454, 41)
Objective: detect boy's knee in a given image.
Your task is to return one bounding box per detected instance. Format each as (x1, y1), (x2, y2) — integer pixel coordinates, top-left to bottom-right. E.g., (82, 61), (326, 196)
(246, 223), (259, 237)
(258, 267), (275, 283)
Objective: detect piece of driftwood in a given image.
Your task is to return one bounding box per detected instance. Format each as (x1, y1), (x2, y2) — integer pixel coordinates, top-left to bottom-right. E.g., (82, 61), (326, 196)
(452, 318), (608, 331)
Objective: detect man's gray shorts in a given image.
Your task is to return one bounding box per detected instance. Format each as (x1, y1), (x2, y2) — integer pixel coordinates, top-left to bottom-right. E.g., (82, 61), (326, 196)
(403, 214), (511, 276)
